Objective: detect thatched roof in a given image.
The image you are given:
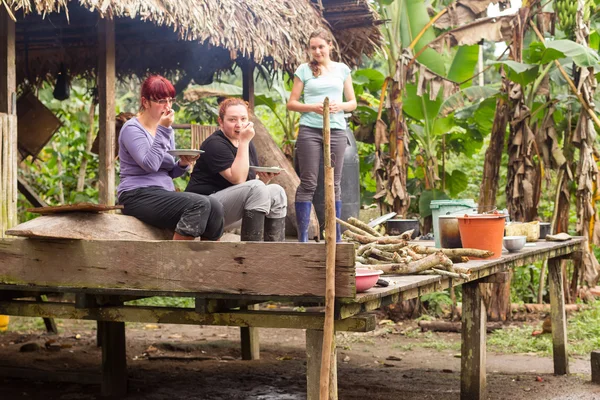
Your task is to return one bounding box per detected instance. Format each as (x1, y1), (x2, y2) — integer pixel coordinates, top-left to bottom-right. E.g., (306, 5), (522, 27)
(7, 0), (381, 85)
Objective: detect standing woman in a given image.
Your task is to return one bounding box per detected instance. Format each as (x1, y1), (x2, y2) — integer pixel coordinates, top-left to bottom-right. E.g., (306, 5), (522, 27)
(287, 28), (357, 242)
(118, 75), (224, 241)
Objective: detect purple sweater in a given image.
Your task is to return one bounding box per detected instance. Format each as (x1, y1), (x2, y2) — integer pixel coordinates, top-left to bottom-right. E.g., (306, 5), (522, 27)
(117, 117), (188, 198)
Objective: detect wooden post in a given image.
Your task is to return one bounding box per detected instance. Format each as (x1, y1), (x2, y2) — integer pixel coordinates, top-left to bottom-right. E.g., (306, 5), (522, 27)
(97, 16), (116, 206)
(240, 304), (260, 360)
(0, 8), (16, 116)
(242, 59), (255, 111)
(461, 281), (486, 400)
(548, 257), (569, 375)
(306, 329), (337, 400)
(592, 350), (600, 384)
(0, 8), (16, 240)
(101, 321), (127, 397)
(320, 97), (336, 400)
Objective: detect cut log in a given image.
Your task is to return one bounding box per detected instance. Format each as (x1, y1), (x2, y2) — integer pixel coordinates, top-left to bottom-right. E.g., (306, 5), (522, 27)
(251, 115), (319, 239)
(419, 320), (503, 333)
(6, 213), (172, 240)
(369, 252), (453, 275)
(409, 245), (494, 259)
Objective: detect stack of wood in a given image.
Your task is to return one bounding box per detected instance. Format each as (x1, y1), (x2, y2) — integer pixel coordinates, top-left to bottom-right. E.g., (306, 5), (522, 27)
(338, 217), (494, 280)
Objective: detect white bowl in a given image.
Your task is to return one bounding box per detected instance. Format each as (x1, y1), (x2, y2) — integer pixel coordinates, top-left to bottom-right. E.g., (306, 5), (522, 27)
(503, 235), (526, 252)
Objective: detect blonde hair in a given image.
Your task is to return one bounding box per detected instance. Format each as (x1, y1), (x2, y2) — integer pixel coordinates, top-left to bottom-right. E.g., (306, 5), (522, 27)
(308, 28), (334, 77)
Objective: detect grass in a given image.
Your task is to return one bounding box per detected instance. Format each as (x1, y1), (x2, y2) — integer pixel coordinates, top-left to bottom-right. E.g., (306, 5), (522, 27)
(488, 300), (600, 357)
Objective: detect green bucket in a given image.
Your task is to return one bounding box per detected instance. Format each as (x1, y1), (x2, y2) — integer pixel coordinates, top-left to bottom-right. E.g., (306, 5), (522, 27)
(430, 199), (477, 248)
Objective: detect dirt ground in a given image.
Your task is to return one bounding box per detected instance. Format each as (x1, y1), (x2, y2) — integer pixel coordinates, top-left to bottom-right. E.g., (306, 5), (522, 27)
(0, 317), (598, 400)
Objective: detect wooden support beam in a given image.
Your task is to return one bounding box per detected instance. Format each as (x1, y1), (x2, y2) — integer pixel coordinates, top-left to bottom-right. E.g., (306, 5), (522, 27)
(97, 16), (116, 206)
(242, 59), (255, 110)
(36, 295), (58, 334)
(0, 8), (16, 115)
(592, 350), (600, 384)
(17, 177), (48, 208)
(461, 280), (486, 400)
(101, 321), (127, 397)
(0, 300), (377, 332)
(478, 272), (511, 284)
(0, 240), (356, 297)
(548, 257), (569, 375)
(306, 329), (337, 400)
(240, 304), (260, 360)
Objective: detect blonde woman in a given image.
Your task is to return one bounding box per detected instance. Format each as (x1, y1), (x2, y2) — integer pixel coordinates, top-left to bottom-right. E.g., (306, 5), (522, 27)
(287, 28), (357, 242)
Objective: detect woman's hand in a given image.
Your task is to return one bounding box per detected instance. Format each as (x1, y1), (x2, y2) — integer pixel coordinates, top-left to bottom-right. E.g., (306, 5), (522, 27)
(178, 154), (199, 167)
(239, 122), (256, 144)
(159, 108), (175, 128)
(329, 100), (342, 114)
(256, 171), (279, 184)
(312, 103), (324, 115)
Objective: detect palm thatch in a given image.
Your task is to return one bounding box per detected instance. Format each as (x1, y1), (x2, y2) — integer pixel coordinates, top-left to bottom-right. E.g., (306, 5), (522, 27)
(7, 0), (381, 84)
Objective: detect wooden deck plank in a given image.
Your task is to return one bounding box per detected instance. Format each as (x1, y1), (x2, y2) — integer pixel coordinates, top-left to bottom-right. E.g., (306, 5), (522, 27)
(0, 239), (355, 297)
(0, 300), (376, 332)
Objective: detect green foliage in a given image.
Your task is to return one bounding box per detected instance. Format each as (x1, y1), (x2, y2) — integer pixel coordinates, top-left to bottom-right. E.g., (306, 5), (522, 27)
(125, 296), (195, 308)
(19, 80), (100, 221)
(488, 301), (600, 356)
(420, 291), (453, 317)
(356, 141), (378, 204)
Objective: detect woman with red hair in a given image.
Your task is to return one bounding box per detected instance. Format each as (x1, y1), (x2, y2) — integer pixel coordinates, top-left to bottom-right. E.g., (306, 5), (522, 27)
(186, 98), (287, 241)
(117, 75), (224, 240)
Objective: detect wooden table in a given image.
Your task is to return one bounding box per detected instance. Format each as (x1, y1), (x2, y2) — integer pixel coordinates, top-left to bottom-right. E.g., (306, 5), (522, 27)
(0, 237), (585, 399)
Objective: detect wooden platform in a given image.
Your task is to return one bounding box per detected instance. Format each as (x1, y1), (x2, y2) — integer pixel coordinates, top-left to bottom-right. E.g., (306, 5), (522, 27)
(0, 237), (586, 400)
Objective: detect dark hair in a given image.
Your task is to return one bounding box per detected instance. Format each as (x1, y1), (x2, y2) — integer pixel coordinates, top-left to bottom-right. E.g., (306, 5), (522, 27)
(308, 28), (334, 77)
(218, 97), (249, 120)
(139, 75), (176, 112)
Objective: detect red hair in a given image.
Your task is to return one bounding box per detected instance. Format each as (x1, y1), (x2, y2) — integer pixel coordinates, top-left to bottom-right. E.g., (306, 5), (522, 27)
(140, 75), (175, 111)
(218, 98), (249, 120)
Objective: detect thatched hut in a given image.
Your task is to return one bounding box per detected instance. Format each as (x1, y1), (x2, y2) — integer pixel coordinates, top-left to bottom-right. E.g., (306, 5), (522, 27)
(0, 0), (381, 235)
(8, 0), (381, 85)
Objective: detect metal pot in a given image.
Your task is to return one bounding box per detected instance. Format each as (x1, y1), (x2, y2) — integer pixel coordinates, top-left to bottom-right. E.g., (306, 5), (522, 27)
(386, 219), (420, 239)
(539, 222), (551, 239)
(439, 215), (462, 248)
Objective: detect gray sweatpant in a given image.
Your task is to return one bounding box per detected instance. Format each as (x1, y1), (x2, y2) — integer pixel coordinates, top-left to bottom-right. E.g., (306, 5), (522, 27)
(295, 125), (347, 202)
(210, 180), (287, 229)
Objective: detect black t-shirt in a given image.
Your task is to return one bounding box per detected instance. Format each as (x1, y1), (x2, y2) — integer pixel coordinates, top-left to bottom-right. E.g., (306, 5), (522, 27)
(186, 130), (259, 195)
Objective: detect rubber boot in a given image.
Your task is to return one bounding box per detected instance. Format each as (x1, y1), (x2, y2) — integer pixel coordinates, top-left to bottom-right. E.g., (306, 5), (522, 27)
(240, 210), (265, 242)
(295, 201), (312, 242)
(264, 217), (286, 242)
(335, 200), (342, 243)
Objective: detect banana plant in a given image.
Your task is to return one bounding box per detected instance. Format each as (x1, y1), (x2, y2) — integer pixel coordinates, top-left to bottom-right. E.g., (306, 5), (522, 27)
(372, 0), (511, 217)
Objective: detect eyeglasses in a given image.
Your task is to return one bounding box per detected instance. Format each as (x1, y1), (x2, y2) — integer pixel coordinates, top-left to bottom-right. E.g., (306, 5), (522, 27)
(151, 98), (175, 105)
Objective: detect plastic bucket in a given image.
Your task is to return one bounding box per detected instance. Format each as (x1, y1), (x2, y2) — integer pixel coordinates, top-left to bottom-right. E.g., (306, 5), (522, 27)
(457, 214), (506, 259)
(439, 215), (462, 248)
(430, 199), (477, 248)
(0, 315), (9, 332)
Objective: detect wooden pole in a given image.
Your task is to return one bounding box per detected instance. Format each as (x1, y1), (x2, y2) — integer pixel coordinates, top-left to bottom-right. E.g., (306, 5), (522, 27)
(461, 281), (486, 400)
(242, 59), (255, 111)
(0, 9), (16, 238)
(97, 16), (116, 206)
(0, 7), (16, 116)
(548, 257), (569, 375)
(320, 97), (336, 400)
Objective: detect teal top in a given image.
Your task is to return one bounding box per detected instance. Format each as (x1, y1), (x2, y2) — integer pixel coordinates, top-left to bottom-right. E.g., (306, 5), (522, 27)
(294, 62), (351, 130)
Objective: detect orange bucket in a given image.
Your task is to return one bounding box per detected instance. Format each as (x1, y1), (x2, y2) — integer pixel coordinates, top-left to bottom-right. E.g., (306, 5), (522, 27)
(456, 214), (506, 259)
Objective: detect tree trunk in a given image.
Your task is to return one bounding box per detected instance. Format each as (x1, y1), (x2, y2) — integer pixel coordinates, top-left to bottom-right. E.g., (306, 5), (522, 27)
(478, 77), (509, 214)
(251, 115), (320, 239)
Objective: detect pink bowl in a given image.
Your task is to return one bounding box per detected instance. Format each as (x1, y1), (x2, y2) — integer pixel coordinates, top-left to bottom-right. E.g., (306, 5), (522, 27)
(355, 268), (384, 293)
